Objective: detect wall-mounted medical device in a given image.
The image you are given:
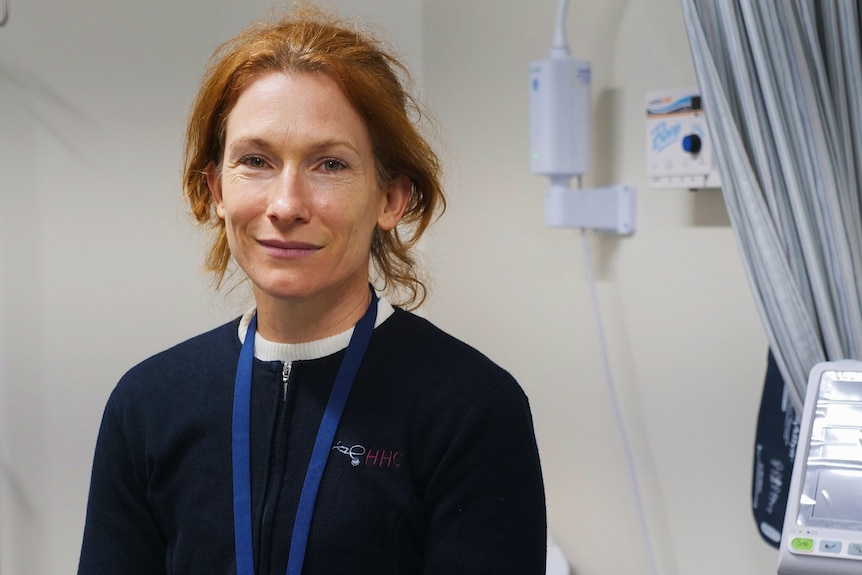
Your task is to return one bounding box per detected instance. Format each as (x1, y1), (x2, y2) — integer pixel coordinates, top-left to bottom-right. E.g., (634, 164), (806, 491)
(646, 88), (721, 190)
(529, 50), (591, 178)
(778, 360), (862, 575)
(529, 0), (636, 235)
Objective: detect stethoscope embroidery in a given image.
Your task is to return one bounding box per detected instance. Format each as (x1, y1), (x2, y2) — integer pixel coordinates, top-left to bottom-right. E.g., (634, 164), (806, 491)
(332, 441), (366, 466)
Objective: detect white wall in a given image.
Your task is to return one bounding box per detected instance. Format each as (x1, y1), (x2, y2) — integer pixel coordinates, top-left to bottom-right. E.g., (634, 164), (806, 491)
(0, 1), (778, 574)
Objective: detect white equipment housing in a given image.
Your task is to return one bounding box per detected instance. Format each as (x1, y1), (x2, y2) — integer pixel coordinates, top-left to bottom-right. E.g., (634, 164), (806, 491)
(778, 360), (862, 574)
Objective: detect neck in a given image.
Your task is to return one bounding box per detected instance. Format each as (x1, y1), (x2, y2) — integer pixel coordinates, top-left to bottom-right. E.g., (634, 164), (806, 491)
(252, 284), (372, 344)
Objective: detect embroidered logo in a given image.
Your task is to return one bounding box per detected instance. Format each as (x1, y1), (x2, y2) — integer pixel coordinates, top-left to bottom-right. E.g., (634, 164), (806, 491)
(332, 442), (366, 467)
(332, 441), (404, 468)
(364, 448), (403, 468)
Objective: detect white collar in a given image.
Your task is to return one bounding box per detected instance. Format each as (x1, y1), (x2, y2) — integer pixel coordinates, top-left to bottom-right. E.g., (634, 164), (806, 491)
(237, 295), (395, 362)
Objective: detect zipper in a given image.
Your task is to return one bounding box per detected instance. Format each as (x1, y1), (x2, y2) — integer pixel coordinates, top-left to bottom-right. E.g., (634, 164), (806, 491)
(282, 361), (292, 402)
(259, 360), (293, 573)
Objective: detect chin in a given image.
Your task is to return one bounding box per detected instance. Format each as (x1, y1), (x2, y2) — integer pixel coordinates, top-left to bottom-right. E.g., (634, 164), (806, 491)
(254, 282), (320, 303)
(247, 266), (369, 306)
(252, 276), (349, 305)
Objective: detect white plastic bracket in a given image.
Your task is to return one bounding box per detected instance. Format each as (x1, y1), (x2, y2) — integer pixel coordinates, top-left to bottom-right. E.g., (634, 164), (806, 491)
(544, 184), (637, 234)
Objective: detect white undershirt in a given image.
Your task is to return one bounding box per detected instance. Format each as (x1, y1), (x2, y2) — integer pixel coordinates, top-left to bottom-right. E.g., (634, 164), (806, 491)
(237, 295), (395, 362)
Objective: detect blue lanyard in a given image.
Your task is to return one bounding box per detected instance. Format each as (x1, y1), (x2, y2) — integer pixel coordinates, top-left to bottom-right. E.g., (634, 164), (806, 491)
(232, 291), (379, 575)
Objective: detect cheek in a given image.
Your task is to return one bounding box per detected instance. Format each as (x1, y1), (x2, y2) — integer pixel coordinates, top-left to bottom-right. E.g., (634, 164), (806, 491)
(317, 193), (371, 229)
(339, 202), (382, 242)
(221, 189), (265, 226)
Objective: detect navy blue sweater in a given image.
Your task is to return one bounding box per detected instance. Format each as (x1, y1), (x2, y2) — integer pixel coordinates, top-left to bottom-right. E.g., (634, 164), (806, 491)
(78, 308), (546, 574)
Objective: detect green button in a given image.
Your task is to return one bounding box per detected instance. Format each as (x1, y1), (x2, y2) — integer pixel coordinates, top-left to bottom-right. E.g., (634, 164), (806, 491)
(791, 538), (814, 552)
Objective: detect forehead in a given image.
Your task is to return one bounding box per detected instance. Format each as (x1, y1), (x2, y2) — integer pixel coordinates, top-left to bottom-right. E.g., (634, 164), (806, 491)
(225, 71), (372, 152)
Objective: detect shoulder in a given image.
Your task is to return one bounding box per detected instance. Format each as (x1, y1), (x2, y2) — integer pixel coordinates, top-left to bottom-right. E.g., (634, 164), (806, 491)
(374, 308), (505, 366)
(94, 320), (242, 479)
(108, 319), (241, 408)
(369, 308), (524, 400)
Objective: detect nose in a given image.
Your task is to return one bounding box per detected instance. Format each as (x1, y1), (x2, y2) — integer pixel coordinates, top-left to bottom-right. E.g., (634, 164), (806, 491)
(266, 167), (311, 224)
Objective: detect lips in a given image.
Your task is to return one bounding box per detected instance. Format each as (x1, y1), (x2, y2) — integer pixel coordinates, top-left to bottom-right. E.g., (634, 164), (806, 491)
(257, 239), (321, 259)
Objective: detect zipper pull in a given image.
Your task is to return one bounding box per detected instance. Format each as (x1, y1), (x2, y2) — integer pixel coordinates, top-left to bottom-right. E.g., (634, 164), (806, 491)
(282, 361), (292, 402)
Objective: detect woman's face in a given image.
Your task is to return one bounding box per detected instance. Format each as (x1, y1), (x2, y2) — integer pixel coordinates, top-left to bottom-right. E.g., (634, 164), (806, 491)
(208, 71), (408, 312)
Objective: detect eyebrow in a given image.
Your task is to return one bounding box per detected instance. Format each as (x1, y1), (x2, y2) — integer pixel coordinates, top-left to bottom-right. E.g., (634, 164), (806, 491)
(226, 136), (276, 155)
(307, 138), (360, 154)
(227, 136), (360, 156)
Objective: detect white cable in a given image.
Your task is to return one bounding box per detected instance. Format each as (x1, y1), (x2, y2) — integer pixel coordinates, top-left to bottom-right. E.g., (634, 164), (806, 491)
(552, 0), (570, 57)
(579, 227), (660, 575)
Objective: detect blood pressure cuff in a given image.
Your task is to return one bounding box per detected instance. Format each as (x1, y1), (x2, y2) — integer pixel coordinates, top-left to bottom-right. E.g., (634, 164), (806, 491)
(751, 350), (800, 548)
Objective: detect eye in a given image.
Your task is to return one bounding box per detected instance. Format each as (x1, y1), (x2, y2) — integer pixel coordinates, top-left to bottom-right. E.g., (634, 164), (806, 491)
(321, 158), (348, 172)
(240, 155), (267, 169)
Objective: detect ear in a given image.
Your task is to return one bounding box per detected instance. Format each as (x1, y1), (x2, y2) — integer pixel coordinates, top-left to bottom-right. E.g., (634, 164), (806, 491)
(205, 161), (226, 219)
(377, 175), (412, 231)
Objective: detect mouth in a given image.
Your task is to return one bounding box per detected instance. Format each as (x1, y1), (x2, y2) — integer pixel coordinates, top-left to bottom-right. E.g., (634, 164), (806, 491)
(257, 239), (321, 259)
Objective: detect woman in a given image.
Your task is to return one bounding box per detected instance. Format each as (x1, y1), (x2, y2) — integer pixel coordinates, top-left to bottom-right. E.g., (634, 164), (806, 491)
(78, 7), (546, 575)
